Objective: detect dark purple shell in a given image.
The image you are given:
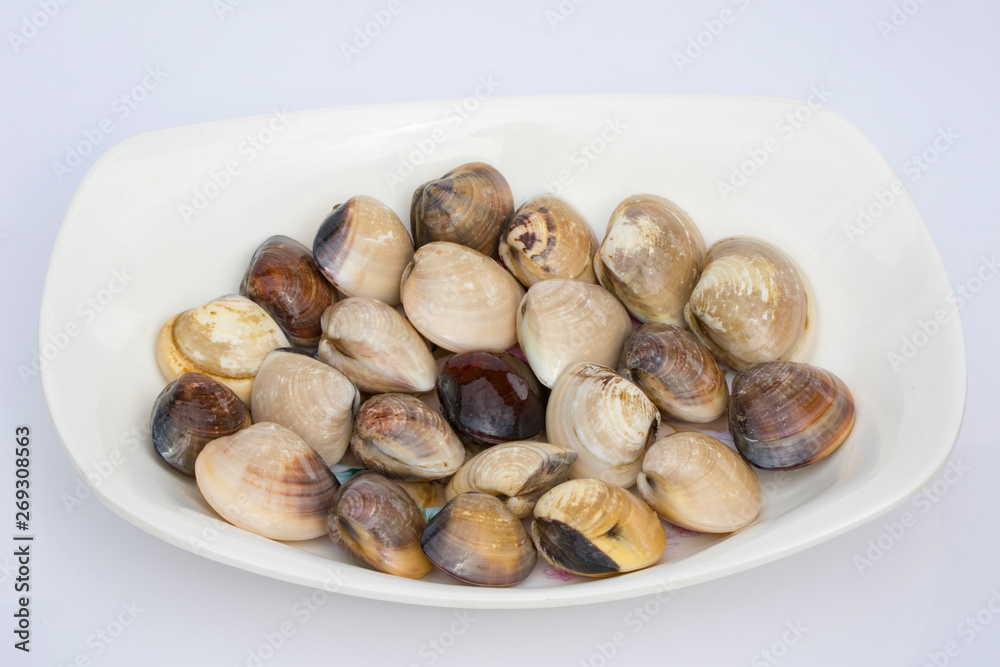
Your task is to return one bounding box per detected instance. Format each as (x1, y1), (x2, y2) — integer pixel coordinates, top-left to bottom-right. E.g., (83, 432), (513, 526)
(436, 350), (547, 446)
(240, 235), (334, 349)
(150, 373), (251, 476)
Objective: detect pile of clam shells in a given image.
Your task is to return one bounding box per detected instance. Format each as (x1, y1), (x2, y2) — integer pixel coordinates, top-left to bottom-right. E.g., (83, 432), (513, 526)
(150, 161), (856, 587)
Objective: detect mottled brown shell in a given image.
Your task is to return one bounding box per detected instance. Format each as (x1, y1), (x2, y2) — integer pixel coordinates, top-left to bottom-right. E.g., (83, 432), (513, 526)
(500, 194), (598, 287)
(410, 162), (514, 256)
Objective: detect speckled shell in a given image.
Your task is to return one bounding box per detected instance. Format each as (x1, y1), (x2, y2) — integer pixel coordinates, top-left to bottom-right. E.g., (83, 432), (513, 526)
(422, 492), (536, 587)
(150, 372), (252, 477)
(618, 323), (728, 423)
(684, 237), (815, 370)
(499, 195), (598, 287)
(350, 393), (465, 481)
(445, 441), (577, 518)
(313, 195), (414, 305)
(317, 297), (437, 394)
(156, 295), (290, 404)
(531, 479), (666, 577)
(195, 422), (338, 541)
(637, 432), (761, 533)
(729, 361), (855, 470)
(545, 362), (660, 488)
(410, 162), (514, 256)
(250, 349), (359, 467)
(594, 195), (706, 326)
(240, 235), (336, 349)
(399, 242), (525, 353)
(327, 472), (432, 579)
(516, 279), (633, 388)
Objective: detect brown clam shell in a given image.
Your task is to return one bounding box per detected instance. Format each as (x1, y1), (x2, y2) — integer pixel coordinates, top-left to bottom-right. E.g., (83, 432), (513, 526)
(729, 361), (855, 470)
(500, 194), (598, 287)
(410, 162), (514, 256)
(240, 235), (335, 349)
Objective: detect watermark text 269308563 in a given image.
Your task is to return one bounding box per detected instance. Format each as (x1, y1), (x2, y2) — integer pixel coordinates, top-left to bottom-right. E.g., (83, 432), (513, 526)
(13, 426), (32, 653)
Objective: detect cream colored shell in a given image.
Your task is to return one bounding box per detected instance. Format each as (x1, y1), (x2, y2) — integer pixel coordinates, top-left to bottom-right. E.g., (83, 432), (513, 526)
(637, 431), (761, 533)
(684, 236), (816, 370)
(517, 279), (633, 388)
(400, 242), (525, 353)
(545, 362), (660, 488)
(594, 194), (706, 326)
(317, 297), (437, 393)
(500, 195), (598, 287)
(156, 295), (289, 404)
(250, 349), (360, 467)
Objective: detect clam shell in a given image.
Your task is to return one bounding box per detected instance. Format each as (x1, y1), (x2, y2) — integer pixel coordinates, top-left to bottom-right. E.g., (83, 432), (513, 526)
(150, 372), (252, 477)
(436, 351), (547, 446)
(250, 349), (360, 467)
(445, 441), (577, 518)
(684, 237), (815, 370)
(327, 472), (432, 579)
(637, 432), (761, 532)
(399, 241), (525, 353)
(516, 279), (633, 388)
(156, 295), (290, 404)
(240, 235), (336, 349)
(531, 479), (666, 577)
(594, 194), (705, 325)
(313, 195), (414, 305)
(499, 194), (598, 287)
(729, 361), (856, 470)
(195, 422), (338, 541)
(317, 297), (437, 394)
(618, 323), (728, 423)
(351, 393), (465, 480)
(422, 492), (536, 587)
(395, 480), (448, 511)
(410, 162), (514, 256)
(546, 362), (660, 488)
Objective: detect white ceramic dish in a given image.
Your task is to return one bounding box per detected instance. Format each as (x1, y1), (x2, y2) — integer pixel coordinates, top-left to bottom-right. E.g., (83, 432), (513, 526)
(41, 94), (967, 608)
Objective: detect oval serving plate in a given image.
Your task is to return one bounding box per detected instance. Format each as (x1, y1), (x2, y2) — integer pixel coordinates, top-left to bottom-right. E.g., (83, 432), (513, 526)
(40, 94), (966, 608)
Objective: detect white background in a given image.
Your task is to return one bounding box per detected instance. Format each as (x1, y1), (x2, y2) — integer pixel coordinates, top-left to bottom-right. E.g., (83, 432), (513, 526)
(3, 0), (998, 665)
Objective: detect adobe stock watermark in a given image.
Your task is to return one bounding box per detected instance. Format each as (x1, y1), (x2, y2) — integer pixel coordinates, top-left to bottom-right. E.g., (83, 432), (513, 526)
(887, 254), (997, 370)
(55, 601), (144, 667)
(878, 0), (933, 40)
(214, 0), (250, 21)
(7, 0), (72, 53)
(233, 568), (351, 667)
(179, 108), (293, 223)
(405, 611), (477, 667)
(919, 588), (1000, 667)
(853, 459), (969, 574)
(18, 268), (136, 385)
(750, 621), (809, 666)
(672, 0), (758, 73)
(843, 126), (958, 242)
(382, 75), (501, 192)
(577, 581), (678, 667)
(51, 66), (168, 182)
(60, 419), (149, 514)
(340, 0), (406, 63)
(545, 0), (589, 31)
(715, 84), (833, 202)
(541, 117), (628, 195)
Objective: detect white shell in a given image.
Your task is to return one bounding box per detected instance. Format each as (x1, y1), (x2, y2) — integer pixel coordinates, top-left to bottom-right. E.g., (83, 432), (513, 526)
(517, 279), (633, 388)
(250, 349), (359, 467)
(156, 295), (289, 404)
(195, 422), (338, 541)
(400, 242), (525, 353)
(545, 362), (660, 488)
(317, 297), (437, 393)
